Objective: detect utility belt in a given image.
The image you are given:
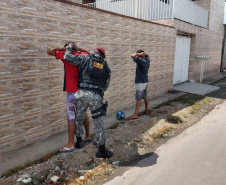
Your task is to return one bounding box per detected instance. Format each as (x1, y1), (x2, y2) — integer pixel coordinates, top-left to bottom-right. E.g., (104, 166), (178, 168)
(80, 87), (104, 97)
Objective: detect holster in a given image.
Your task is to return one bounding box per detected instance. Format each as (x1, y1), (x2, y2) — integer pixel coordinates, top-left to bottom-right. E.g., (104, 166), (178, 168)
(91, 101), (108, 119)
(102, 101), (108, 116)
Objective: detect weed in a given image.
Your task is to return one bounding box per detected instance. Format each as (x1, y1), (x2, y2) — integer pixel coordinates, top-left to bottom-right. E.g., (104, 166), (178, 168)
(190, 97), (213, 114)
(173, 94), (205, 105)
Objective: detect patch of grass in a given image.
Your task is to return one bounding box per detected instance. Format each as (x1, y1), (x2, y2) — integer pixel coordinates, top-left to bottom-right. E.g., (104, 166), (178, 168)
(173, 94), (205, 105)
(153, 94), (205, 110)
(190, 97), (213, 114)
(152, 126), (174, 139)
(1, 152), (56, 178)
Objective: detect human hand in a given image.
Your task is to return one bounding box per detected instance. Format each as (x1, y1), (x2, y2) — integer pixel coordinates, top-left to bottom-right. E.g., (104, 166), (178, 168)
(61, 46), (67, 50)
(68, 42), (74, 47)
(136, 52), (146, 58)
(131, 54), (136, 59)
(72, 43), (79, 51)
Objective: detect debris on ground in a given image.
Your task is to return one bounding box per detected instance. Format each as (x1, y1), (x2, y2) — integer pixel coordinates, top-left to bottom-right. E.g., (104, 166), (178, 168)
(1, 93), (223, 185)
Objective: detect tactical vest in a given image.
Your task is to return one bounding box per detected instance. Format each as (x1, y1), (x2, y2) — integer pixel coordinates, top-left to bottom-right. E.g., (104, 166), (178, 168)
(78, 54), (110, 89)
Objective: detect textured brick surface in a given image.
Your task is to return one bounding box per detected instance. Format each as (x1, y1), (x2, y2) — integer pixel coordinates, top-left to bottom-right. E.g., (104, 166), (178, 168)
(0, 0), (224, 154)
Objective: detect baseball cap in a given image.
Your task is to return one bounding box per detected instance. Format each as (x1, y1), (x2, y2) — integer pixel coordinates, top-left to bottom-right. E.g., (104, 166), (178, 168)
(95, 47), (106, 58)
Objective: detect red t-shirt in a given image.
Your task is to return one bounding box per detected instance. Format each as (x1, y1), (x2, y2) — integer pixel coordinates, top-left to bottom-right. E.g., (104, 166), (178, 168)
(55, 50), (89, 92)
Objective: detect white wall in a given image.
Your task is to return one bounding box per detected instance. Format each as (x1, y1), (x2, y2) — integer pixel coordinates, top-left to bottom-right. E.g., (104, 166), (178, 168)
(224, 2), (226, 24)
(70, 0), (82, 4)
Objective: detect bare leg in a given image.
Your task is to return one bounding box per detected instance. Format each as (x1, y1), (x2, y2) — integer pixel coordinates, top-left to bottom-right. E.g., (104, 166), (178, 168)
(144, 99), (149, 113)
(84, 112), (91, 141)
(59, 120), (75, 151)
(129, 99), (141, 119)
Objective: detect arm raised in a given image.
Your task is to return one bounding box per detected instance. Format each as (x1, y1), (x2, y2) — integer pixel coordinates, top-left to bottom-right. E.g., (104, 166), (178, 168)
(64, 45), (87, 66)
(47, 47), (66, 56)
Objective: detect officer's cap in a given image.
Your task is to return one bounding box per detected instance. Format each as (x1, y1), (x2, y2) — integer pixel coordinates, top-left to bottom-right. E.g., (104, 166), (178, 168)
(95, 47), (106, 58)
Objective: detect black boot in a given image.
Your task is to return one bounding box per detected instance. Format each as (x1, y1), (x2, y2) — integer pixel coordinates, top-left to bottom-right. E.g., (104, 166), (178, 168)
(96, 144), (113, 158)
(75, 137), (84, 149)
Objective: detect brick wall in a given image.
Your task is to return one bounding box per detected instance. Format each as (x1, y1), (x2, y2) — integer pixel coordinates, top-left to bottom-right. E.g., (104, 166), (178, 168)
(0, 0), (176, 154)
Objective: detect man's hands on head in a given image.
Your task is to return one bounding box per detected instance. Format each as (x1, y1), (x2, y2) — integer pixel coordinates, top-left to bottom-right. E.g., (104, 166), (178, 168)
(66, 42), (89, 53)
(68, 42), (79, 51)
(47, 42), (79, 56)
(131, 53), (136, 59)
(131, 52), (146, 59)
(47, 47), (67, 56)
(137, 52), (146, 58)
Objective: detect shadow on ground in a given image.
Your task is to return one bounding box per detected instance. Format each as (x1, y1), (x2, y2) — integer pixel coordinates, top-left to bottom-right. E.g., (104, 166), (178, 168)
(207, 77), (226, 99)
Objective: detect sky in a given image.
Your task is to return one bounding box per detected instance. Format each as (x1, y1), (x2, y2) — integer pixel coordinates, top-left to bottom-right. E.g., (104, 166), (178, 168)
(224, 2), (226, 24)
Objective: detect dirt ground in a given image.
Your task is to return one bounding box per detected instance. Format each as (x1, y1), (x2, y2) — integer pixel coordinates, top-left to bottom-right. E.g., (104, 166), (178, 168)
(1, 84), (225, 185)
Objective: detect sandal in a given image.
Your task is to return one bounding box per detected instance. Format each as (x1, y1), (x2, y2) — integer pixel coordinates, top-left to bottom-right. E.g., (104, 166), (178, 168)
(129, 116), (138, 120)
(59, 147), (76, 153)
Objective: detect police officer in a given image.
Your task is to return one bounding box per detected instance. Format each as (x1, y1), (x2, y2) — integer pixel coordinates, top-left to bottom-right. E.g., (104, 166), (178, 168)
(64, 43), (113, 158)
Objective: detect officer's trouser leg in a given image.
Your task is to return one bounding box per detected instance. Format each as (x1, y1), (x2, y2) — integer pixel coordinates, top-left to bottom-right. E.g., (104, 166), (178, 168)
(89, 93), (106, 147)
(93, 116), (106, 146)
(74, 90), (88, 137)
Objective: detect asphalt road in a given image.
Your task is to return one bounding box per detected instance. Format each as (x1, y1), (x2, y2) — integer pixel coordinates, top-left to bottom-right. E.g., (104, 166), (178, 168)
(104, 100), (226, 185)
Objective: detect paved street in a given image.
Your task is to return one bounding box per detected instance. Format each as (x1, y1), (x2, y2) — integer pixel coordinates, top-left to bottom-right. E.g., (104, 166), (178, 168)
(104, 100), (226, 185)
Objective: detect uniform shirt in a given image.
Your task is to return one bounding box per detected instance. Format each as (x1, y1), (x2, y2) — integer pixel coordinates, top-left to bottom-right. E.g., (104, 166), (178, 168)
(55, 50), (89, 92)
(64, 46), (111, 93)
(134, 55), (150, 83)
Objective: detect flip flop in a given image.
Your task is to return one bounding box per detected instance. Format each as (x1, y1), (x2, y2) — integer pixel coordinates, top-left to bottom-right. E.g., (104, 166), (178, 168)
(129, 116), (138, 120)
(59, 147), (76, 153)
(85, 138), (93, 143)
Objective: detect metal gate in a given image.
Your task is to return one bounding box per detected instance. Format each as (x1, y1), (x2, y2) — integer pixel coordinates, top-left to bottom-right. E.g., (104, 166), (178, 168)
(173, 36), (191, 84)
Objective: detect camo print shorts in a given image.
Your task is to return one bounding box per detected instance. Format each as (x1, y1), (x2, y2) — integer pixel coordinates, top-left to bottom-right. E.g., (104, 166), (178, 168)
(135, 83), (148, 100)
(66, 92), (76, 122)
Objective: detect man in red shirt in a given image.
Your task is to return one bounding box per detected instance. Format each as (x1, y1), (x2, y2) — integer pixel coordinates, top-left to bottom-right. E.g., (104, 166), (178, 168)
(47, 43), (92, 153)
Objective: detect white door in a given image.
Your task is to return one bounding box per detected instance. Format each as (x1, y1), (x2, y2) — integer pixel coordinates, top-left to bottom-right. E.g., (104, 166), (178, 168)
(173, 36), (191, 84)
